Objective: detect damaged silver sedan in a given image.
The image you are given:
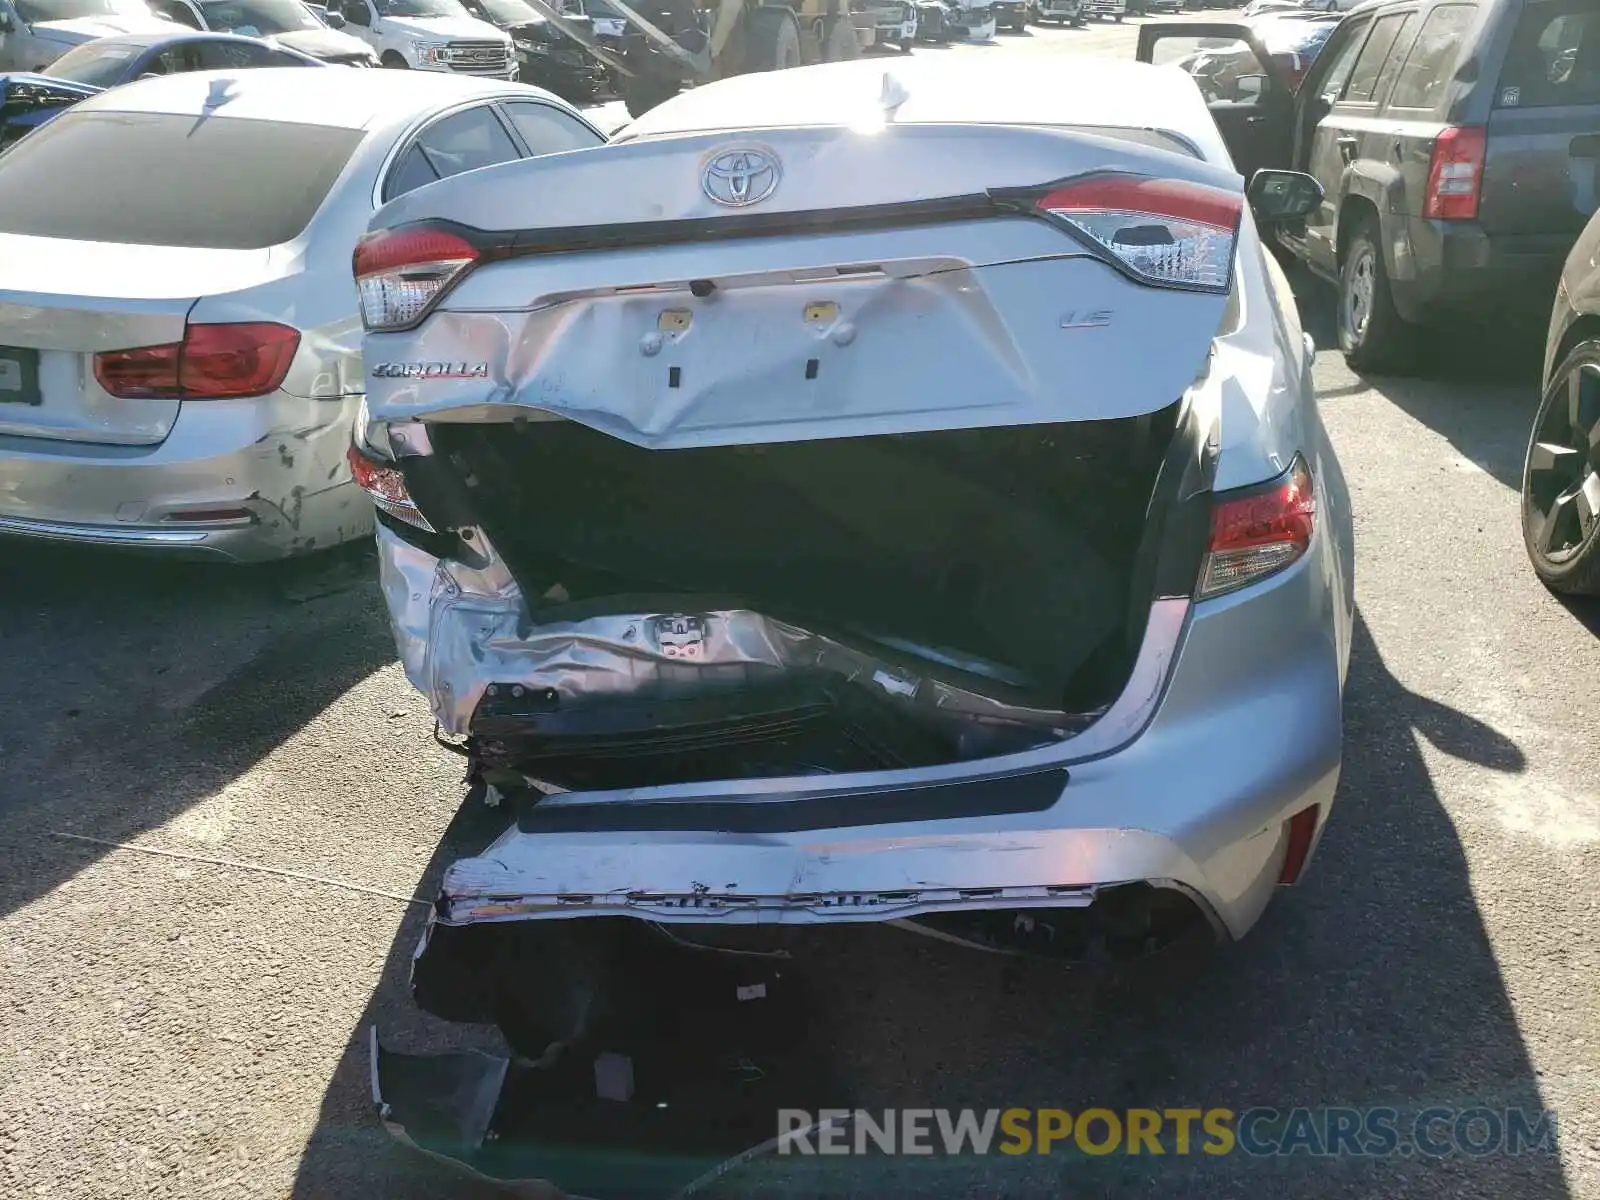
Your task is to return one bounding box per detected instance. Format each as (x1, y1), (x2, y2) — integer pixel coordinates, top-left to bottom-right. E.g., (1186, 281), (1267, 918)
(354, 54), (1355, 1183)
(0, 67), (603, 560)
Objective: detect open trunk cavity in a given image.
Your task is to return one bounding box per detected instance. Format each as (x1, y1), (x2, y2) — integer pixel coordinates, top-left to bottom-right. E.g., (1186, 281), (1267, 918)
(411, 396), (1202, 789)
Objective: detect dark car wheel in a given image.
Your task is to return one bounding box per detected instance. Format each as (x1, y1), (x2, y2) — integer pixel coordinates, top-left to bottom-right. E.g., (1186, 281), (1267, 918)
(1522, 340), (1600, 595)
(1338, 216), (1414, 374)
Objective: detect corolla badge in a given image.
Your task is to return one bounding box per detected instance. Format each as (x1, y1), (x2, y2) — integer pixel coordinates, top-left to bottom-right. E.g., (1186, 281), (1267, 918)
(371, 361), (490, 379)
(702, 147), (781, 208)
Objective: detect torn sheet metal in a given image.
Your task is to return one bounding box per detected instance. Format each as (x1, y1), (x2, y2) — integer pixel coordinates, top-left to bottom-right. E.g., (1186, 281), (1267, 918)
(376, 522), (1097, 742)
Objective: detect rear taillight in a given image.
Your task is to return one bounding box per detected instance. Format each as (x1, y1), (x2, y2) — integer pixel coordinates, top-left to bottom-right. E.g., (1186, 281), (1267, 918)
(94, 322), (300, 400)
(1199, 455), (1315, 598)
(1030, 173), (1241, 293)
(346, 442), (435, 532)
(1423, 126), (1485, 221)
(354, 223), (481, 332)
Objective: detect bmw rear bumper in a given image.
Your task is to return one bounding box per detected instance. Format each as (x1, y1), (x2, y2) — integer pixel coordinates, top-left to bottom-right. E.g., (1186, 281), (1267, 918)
(0, 393), (373, 562)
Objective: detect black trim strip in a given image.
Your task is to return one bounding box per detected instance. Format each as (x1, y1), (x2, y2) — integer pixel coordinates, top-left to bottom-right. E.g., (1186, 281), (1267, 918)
(430, 193), (1003, 260)
(514, 767), (1068, 834)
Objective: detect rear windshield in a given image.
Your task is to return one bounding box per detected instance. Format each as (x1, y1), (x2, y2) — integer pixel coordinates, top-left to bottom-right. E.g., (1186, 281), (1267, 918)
(1496, 0), (1600, 108)
(0, 111), (362, 249)
(41, 40), (141, 87)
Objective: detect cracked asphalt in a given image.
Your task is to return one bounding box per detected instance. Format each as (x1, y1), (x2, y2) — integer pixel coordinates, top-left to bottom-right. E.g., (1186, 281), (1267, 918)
(1, 17), (1598, 1199)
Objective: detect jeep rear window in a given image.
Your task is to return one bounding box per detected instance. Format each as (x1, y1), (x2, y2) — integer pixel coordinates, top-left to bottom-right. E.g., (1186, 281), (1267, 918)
(0, 111), (361, 249)
(1496, 0), (1600, 108)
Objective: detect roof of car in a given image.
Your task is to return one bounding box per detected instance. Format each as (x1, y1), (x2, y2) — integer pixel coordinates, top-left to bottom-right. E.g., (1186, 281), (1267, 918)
(69, 29), (278, 47)
(619, 56), (1230, 163)
(69, 66), (541, 130)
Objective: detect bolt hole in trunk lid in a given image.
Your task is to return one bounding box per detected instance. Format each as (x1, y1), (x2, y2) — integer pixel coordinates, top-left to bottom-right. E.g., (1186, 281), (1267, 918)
(367, 118), (1238, 791)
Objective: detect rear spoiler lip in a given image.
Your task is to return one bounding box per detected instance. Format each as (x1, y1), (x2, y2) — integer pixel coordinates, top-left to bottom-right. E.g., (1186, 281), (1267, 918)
(419, 191), (1003, 262)
(360, 170), (1241, 331)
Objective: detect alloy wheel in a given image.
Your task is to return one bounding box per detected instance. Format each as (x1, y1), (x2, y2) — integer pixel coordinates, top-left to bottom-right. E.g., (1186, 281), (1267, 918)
(1526, 358), (1600, 564)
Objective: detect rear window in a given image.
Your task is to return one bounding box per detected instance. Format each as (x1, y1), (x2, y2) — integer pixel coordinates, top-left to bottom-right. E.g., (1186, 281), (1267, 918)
(44, 40), (141, 87)
(1386, 3), (1475, 109)
(0, 111), (361, 249)
(1496, 0), (1600, 108)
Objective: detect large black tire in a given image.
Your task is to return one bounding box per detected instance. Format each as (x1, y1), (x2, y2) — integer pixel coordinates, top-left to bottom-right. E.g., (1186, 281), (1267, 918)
(380, 50), (408, 67)
(744, 6), (803, 72)
(1337, 215), (1415, 374)
(621, 72), (680, 117)
(1522, 339), (1600, 595)
(822, 13), (860, 59)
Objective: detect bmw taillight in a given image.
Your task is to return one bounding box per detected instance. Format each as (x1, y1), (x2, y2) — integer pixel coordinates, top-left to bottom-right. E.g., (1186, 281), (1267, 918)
(1027, 173), (1242, 293)
(354, 223), (482, 332)
(94, 322), (300, 400)
(1199, 456), (1316, 598)
(346, 442), (435, 532)
(1423, 125), (1485, 221)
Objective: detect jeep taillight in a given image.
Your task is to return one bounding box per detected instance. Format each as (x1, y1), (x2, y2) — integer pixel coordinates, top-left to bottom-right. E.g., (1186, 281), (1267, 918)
(1423, 126), (1485, 221)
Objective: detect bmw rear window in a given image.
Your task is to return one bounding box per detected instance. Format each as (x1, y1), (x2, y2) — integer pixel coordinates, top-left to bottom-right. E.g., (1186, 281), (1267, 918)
(0, 110), (362, 249)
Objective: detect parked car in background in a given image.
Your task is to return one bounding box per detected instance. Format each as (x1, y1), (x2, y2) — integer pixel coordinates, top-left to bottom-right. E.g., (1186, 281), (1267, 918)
(1084, 0), (1124, 18)
(456, 0), (601, 99)
(1522, 212), (1600, 595)
(0, 67), (603, 559)
(867, 0), (915, 49)
(1242, 0), (1305, 16)
(0, 0), (180, 72)
(991, 0), (1031, 31)
(1141, 0), (1600, 372)
(325, 0), (514, 76)
(1035, 0), (1079, 24)
(145, 0), (378, 61)
(0, 31), (324, 147)
(942, 0), (994, 37)
(913, 0), (949, 40)
(353, 62), (1350, 1141)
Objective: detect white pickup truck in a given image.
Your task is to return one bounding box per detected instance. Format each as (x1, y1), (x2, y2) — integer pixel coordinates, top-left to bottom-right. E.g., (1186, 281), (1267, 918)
(1083, 0), (1123, 18)
(325, 0), (514, 75)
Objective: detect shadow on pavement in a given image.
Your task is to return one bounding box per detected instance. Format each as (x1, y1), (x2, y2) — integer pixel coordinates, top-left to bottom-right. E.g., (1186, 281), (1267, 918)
(0, 539), (395, 919)
(287, 611), (1566, 1200)
(1291, 265), (1543, 491)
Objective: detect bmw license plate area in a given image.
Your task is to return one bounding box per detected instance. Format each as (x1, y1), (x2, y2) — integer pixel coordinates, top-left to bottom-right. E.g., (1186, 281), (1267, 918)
(0, 346), (41, 406)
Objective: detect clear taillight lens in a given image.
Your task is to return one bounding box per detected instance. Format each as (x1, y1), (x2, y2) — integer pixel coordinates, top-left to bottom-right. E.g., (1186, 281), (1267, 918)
(1199, 456), (1315, 598)
(1033, 174), (1241, 293)
(347, 442), (435, 532)
(353, 224), (481, 332)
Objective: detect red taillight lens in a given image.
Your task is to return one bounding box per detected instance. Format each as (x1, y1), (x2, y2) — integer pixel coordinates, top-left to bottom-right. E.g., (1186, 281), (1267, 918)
(1033, 173), (1241, 293)
(1278, 803), (1321, 885)
(354, 223), (481, 332)
(346, 442), (435, 532)
(94, 322), (300, 400)
(1423, 125), (1485, 221)
(1200, 455), (1315, 598)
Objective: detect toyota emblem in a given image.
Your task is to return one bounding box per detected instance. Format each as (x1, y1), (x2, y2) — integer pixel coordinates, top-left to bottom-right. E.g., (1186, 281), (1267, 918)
(701, 146), (781, 208)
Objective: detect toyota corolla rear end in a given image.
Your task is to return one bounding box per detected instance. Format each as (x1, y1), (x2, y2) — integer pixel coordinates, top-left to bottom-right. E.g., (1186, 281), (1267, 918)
(0, 90), (373, 560)
(353, 68), (1353, 989)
